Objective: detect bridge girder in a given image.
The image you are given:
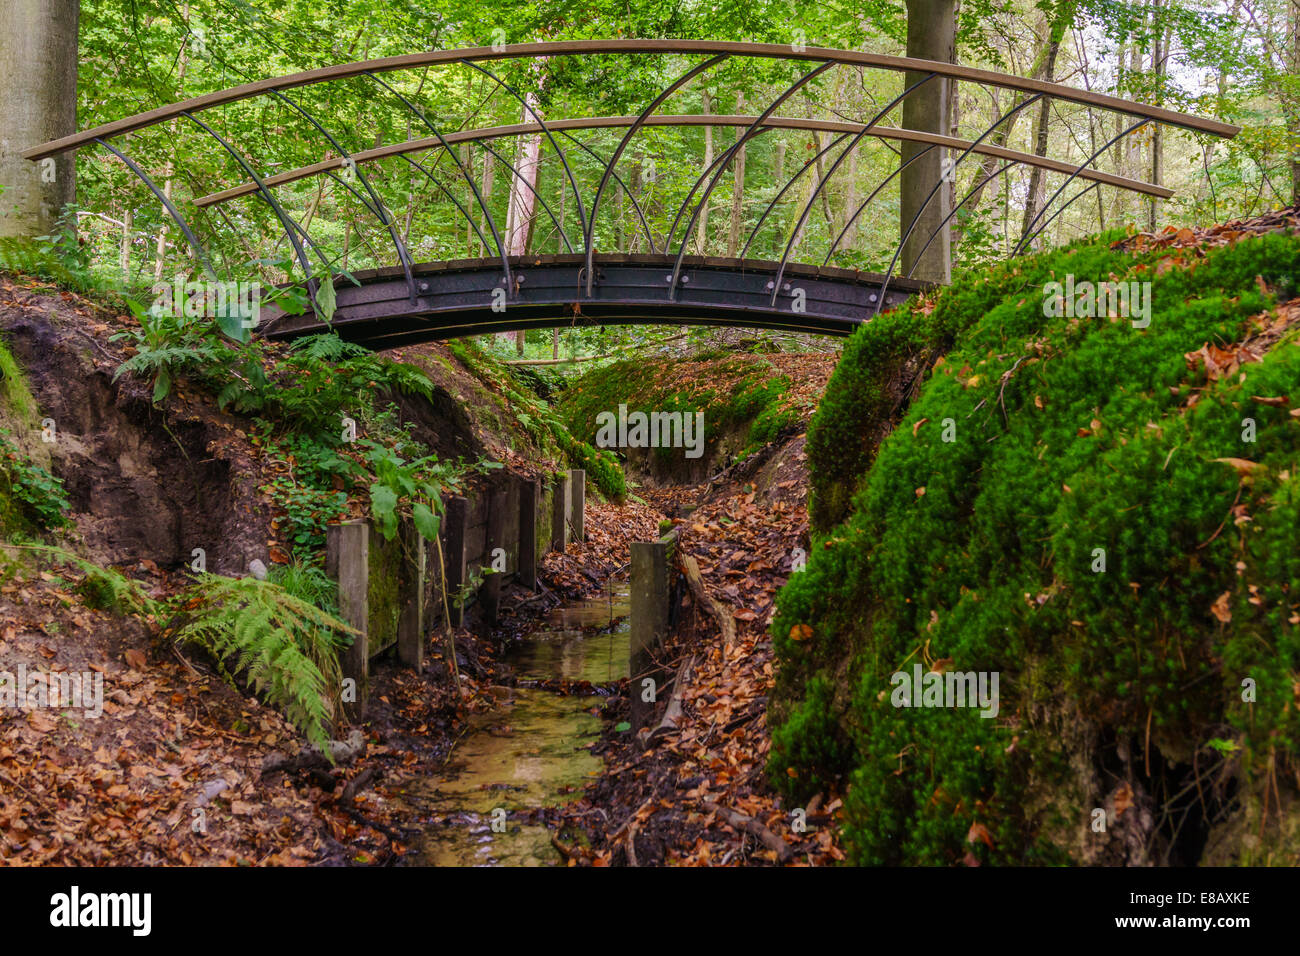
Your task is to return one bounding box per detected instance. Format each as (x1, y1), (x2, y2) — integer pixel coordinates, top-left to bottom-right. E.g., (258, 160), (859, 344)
(258, 254), (929, 349)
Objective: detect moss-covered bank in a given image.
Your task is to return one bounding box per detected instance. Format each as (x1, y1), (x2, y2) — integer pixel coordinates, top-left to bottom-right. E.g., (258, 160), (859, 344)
(771, 224), (1300, 865)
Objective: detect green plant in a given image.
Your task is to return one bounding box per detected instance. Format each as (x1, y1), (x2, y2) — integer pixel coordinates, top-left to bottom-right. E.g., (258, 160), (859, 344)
(168, 574), (356, 749)
(112, 301), (250, 403)
(771, 228), (1300, 864)
(26, 544), (154, 615)
(0, 432), (71, 529)
(268, 559), (340, 616)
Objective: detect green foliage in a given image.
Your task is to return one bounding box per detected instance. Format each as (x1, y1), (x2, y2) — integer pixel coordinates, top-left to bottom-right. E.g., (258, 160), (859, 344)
(558, 354), (800, 468)
(28, 544), (353, 748)
(0, 430), (71, 530)
(30, 545), (155, 616)
(169, 574), (355, 749)
(0, 233), (124, 299)
(552, 421), (627, 501)
(112, 301), (244, 403)
(772, 229), (1300, 864)
(768, 674), (853, 803)
(446, 339), (625, 499)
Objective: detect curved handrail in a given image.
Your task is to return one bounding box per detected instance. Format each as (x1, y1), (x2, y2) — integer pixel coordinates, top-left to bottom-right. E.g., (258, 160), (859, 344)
(193, 115), (1175, 208)
(23, 38), (1238, 160)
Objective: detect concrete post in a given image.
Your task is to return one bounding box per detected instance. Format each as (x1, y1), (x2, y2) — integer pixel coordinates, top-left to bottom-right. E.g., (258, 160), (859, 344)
(629, 539), (669, 731)
(569, 468), (586, 542)
(331, 520), (370, 721)
(550, 473), (570, 552)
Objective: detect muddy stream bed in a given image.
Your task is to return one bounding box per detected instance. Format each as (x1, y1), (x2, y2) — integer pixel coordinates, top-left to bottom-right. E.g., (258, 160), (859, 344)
(396, 583), (630, 866)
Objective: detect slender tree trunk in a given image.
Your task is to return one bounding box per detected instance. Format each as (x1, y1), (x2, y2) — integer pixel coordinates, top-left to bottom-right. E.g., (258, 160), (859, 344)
(503, 93), (542, 354)
(154, 2), (192, 281)
(844, 136), (859, 250)
(478, 150), (494, 258)
(727, 94), (746, 258)
(0, 0), (79, 239)
(462, 145), (474, 257)
(1290, 0), (1300, 206)
(120, 205), (133, 279)
(1148, 0), (1168, 231)
(1020, 1), (1072, 248)
(901, 0), (956, 283)
(696, 90), (713, 254)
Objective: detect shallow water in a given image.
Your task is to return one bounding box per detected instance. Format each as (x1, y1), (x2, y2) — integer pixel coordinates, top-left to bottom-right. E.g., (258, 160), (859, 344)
(405, 584), (630, 866)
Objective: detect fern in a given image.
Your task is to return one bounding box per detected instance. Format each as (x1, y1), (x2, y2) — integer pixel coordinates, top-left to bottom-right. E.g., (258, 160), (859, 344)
(168, 575), (355, 748)
(288, 333), (371, 363)
(27, 545), (156, 616)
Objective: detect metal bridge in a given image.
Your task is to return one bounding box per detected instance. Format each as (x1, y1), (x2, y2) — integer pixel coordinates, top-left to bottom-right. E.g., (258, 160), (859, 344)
(26, 39), (1237, 344)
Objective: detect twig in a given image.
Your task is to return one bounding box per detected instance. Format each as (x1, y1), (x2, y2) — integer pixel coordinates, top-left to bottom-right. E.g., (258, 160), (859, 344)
(702, 800), (792, 863)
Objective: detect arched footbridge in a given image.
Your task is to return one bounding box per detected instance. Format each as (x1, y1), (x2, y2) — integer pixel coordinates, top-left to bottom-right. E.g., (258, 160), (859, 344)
(25, 39), (1237, 344)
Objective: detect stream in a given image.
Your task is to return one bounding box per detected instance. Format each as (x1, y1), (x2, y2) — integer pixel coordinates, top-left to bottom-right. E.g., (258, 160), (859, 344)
(403, 582), (631, 866)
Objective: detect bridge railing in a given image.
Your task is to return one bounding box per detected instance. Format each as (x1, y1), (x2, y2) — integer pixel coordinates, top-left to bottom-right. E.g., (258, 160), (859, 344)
(25, 40), (1237, 330)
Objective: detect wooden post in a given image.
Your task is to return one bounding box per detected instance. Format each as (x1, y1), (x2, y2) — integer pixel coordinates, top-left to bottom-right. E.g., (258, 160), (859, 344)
(550, 473), (570, 552)
(397, 518), (426, 670)
(629, 539), (670, 731)
(569, 468), (586, 542)
(443, 495), (468, 627)
(331, 520), (370, 721)
(482, 486), (506, 626)
(518, 477), (538, 590)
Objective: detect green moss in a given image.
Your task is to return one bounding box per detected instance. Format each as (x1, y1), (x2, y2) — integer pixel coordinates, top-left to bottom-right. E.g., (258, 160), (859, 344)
(366, 528), (404, 655)
(558, 355), (798, 465)
(772, 228), (1300, 865)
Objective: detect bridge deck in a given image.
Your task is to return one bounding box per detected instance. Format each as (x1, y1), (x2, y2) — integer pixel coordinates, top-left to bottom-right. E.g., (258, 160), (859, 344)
(258, 254), (931, 348)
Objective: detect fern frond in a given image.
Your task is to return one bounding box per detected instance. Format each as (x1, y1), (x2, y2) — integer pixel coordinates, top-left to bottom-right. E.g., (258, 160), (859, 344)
(169, 575), (356, 748)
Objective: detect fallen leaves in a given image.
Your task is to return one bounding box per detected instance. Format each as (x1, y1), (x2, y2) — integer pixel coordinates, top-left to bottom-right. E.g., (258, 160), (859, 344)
(967, 821), (994, 848)
(1210, 591), (1233, 624)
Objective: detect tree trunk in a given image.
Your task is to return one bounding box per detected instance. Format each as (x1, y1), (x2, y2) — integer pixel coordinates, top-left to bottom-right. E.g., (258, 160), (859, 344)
(727, 94), (747, 258)
(901, 0), (956, 283)
(503, 93), (542, 354)
(120, 205), (133, 280)
(1148, 0), (1168, 231)
(478, 151), (495, 259)
(1019, 1), (1071, 248)
(696, 90), (713, 254)
(154, 2), (192, 281)
(0, 0), (79, 239)
(1290, 0), (1299, 206)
